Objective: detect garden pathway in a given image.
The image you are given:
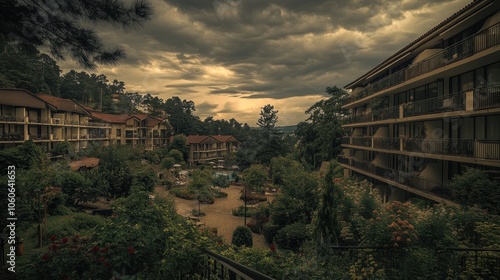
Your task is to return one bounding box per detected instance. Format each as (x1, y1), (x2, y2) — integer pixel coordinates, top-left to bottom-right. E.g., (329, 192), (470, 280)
(154, 185), (270, 249)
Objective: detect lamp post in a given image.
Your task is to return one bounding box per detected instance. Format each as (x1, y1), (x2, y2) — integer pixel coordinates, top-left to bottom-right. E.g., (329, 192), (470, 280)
(243, 185), (247, 226)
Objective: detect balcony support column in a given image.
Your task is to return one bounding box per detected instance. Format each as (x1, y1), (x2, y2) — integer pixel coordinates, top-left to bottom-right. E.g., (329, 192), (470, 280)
(465, 90), (474, 111)
(24, 123), (29, 141)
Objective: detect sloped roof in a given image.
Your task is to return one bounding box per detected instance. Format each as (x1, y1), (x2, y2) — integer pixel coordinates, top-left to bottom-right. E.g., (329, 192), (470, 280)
(212, 135), (239, 143)
(36, 93), (90, 115)
(145, 117), (162, 127)
(0, 88), (53, 109)
(131, 114), (149, 121)
(90, 112), (130, 124)
(186, 135), (216, 144)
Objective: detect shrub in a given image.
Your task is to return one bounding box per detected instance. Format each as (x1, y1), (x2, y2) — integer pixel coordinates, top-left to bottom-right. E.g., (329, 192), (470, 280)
(247, 222), (261, 234)
(232, 226), (253, 247)
(274, 222), (309, 252)
(213, 174), (230, 188)
(170, 187), (216, 203)
(263, 224), (280, 245)
(161, 157), (176, 169)
(448, 168), (500, 214)
(232, 206), (254, 217)
(240, 192), (267, 203)
(43, 213), (106, 243)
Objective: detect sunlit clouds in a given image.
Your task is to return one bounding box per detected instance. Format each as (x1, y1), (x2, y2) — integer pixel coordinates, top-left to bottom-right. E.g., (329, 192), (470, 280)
(59, 0), (471, 125)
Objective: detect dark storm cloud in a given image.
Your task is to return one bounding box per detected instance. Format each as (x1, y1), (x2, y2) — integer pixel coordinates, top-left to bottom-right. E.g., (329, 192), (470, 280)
(58, 0), (470, 124)
(196, 101), (219, 112)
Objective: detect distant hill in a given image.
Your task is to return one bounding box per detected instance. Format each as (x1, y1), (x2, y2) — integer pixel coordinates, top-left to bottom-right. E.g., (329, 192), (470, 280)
(275, 125), (297, 133)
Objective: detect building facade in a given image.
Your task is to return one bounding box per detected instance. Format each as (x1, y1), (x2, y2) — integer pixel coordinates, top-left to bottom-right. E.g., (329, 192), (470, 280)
(185, 135), (239, 166)
(340, 0), (500, 204)
(0, 88), (172, 151)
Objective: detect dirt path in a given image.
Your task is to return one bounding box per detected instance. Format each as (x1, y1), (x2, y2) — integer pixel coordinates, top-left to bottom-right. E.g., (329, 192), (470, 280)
(155, 185), (269, 248)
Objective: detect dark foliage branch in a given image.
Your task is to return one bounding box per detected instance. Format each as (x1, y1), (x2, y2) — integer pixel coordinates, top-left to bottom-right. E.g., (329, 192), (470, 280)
(0, 0), (153, 69)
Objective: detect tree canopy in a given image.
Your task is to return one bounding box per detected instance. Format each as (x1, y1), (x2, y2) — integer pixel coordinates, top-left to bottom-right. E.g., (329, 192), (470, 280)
(295, 86), (349, 169)
(0, 0), (153, 69)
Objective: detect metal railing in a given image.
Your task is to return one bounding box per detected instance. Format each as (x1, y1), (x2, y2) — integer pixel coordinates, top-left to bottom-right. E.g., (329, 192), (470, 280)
(0, 115), (24, 122)
(344, 136), (500, 160)
(473, 85), (500, 110)
(86, 122), (110, 127)
(200, 249), (275, 280)
(330, 246), (500, 280)
(30, 134), (50, 141)
(350, 113), (373, 124)
(0, 134), (24, 141)
(351, 136), (372, 147)
(337, 156), (350, 165)
(348, 158), (448, 198)
(373, 105), (399, 121)
(343, 23), (500, 106)
(373, 137), (400, 150)
(403, 92), (466, 117)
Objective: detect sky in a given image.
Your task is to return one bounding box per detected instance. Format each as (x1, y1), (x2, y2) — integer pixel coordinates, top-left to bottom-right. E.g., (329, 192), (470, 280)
(60, 0), (471, 126)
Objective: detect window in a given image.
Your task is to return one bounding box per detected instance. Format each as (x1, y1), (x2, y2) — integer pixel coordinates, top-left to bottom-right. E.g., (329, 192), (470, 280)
(116, 129), (122, 137)
(486, 62), (500, 86)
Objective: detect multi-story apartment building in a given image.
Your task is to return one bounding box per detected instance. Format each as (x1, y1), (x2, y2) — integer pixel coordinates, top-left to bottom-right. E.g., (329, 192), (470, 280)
(89, 112), (172, 149)
(185, 135), (239, 166)
(0, 88), (171, 151)
(340, 0), (500, 205)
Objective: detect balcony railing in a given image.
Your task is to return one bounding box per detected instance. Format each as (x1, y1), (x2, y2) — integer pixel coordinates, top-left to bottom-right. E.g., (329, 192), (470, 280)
(0, 116), (24, 122)
(341, 136), (350, 145)
(473, 85), (500, 110)
(344, 136), (500, 160)
(200, 249), (275, 280)
(348, 105), (400, 124)
(350, 113), (373, 124)
(373, 137), (399, 150)
(86, 122), (110, 127)
(28, 117), (41, 123)
(343, 23), (500, 106)
(347, 158), (448, 198)
(351, 136), (372, 147)
(0, 134), (24, 141)
(403, 92), (466, 117)
(330, 247), (500, 280)
(30, 134), (50, 141)
(89, 134), (108, 139)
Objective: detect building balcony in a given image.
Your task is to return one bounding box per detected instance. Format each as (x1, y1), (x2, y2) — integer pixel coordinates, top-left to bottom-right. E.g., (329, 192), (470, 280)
(30, 134), (50, 141)
(474, 85), (500, 110)
(86, 122), (110, 127)
(373, 137), (400, 150)
(51, 118), (64, 125)
(0, 133), (24, 142)
(28, 116), (42, 123)
(88, 134), (108, 139)
(0, 116), (24, 123)
(343, 23), (500, 107)
(349, 106), (399, 124)
(340, 157), (449, 201)
(403, 91), (466, 118)
(351, 136), (372, 147)
(344, 136), (500, 161)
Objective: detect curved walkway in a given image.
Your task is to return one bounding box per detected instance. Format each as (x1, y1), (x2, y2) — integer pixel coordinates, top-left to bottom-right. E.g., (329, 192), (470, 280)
(155, 185), (269, 248)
